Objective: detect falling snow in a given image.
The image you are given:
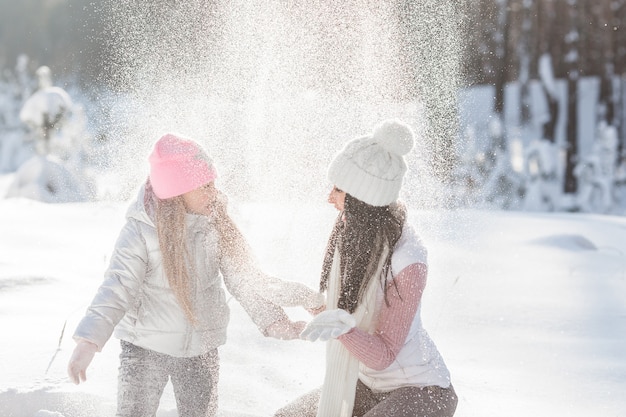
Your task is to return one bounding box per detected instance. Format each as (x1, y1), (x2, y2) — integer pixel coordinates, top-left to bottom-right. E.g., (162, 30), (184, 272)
(1, 2), (625, 416)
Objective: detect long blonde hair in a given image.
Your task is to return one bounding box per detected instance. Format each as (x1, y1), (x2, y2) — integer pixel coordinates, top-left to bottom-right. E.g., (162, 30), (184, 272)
(145, 180), (251, 325)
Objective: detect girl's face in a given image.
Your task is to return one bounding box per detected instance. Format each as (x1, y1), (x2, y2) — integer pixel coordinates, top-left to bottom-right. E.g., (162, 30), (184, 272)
(328, 186), (346, 211)
(182, 181), (218, 216)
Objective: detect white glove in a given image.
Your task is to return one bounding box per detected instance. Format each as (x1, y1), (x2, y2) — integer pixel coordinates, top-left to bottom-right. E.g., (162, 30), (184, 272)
(300, 309), (356, 342)
(67, 340), (98, 384)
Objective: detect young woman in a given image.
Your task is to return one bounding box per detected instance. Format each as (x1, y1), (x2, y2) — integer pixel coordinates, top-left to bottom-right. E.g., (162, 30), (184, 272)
(275, 120), (458, 417)
(67, 133), (322, 417)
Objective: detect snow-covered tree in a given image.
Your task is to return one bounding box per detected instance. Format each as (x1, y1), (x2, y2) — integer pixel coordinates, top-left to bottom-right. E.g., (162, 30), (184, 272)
(4, 65), (96, 202)
(562, 0), (581, 196)
(574, 122), (618, 212)
(523, 137), (560, 211)
(0, 55), (33, 173)
(19, 66), (73, 156)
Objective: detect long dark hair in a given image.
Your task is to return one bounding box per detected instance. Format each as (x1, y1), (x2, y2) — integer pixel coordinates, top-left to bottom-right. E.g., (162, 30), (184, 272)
(320, 194), (406, 313)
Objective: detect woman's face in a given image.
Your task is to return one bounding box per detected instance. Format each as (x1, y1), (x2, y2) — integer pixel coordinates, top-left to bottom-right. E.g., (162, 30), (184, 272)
(182, 181), (218, 216)
(328, 186), (346, 211)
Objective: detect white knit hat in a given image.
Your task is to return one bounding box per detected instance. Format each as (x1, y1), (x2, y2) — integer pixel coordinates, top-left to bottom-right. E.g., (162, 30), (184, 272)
(328, 119), (415, 206)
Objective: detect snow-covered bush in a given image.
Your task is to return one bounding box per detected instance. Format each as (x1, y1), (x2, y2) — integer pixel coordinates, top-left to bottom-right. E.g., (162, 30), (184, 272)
(1, 60), (100, 202)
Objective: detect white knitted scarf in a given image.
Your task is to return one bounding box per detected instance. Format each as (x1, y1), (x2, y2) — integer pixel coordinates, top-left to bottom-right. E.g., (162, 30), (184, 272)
(316, 246), (389, 417)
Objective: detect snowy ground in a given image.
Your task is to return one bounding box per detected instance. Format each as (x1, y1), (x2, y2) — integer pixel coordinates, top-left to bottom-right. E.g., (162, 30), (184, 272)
(0, 191), (625, 416)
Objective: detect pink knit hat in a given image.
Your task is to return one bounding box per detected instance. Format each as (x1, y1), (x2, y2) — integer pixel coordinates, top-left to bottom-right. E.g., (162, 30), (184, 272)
(148, 133), (218, 199)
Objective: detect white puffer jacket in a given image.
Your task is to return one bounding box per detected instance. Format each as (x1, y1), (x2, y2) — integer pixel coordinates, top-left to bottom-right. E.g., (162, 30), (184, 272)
(73, 185), (315, 357)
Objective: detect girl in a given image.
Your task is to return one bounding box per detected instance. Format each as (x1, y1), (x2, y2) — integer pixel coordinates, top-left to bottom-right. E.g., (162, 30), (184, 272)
(68, 133), (322, 417)
(275, 120), (458, 417)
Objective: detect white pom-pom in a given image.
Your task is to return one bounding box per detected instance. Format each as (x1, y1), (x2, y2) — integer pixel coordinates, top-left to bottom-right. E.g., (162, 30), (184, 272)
(372, 119), (415, 156)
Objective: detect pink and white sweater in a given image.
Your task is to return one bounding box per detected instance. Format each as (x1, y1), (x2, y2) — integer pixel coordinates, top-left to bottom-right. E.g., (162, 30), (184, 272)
(337, 224), (452, 393)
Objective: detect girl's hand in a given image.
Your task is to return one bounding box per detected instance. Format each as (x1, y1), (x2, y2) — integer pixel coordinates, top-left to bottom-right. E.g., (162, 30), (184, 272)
(67, 340), (98, 384)
(306, 304), (326, 316)
(265, 319), (307, 340)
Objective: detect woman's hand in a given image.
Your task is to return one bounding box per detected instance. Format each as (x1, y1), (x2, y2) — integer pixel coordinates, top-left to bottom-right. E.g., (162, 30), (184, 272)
(300, 309), (356, 342)
(67, 340), (98, 384)
(265, 319), (307, 340)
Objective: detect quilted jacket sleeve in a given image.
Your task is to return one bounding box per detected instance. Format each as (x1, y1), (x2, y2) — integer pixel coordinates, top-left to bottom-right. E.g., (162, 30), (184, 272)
(72, 219), (149, 351)
(219, 246), (292, 334)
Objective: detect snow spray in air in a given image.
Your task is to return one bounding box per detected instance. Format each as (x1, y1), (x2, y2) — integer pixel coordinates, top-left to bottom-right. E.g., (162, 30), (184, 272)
(97, 0), (464, 207)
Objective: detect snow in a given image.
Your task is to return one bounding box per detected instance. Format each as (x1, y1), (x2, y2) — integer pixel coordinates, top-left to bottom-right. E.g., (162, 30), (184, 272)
(19, 87), (72, 133)
(5, 156), (92, 203)
(0, 193), (625, 417)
